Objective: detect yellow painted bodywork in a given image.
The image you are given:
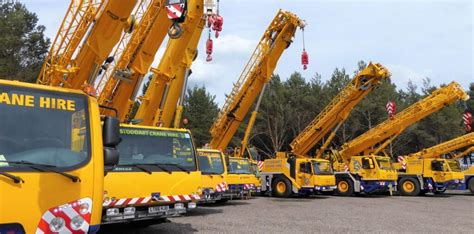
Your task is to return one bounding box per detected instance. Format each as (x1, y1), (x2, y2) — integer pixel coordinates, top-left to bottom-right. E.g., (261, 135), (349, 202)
(262, 156), (336, 190)
(135, 0), (204, 126)
(0, 80), (104, 232)
(197, 149), (227, 197)
(347, 155), (398, 181)
(67, 0), (138, 89)
(227, 157), (260, 187)
(103, 125), (201, 214)
(97, 0), (171, 121)
(396, 158), (464, 184)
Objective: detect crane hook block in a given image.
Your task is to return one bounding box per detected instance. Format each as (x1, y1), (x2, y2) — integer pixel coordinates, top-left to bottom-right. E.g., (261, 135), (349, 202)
(212, 15), (224, 38)
(206, 38), (213, 62)
(301, 49), (309, 70)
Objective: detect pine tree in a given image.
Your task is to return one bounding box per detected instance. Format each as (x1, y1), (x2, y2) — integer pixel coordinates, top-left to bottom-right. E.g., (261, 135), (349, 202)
(0, 3), (50, 83)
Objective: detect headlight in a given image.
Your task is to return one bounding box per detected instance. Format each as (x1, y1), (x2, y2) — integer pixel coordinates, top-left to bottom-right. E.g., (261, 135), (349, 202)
(188, 202), (197, 209)
(124, 207), (136, 215)
(79, 203), (90, 214)
(49, 217), (65, 232)
(106, 208), (120, 217)
(175, 203), (185, 210)
(70, 215), (85, 230)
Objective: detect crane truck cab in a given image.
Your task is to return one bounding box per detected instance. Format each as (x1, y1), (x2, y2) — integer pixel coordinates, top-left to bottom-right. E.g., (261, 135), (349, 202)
(102, 125), (201, 224)
(332, 154), (398, 196)
(196, 149), (228, 203)
(260, 153), (336, 198)
(0, 80), (120, 233)
(224, 157), (261, 199)
(395, 157), (464, 196)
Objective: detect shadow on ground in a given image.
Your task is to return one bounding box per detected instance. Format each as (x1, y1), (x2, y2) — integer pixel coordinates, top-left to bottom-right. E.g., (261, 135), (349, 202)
(99, 220), (198, 234)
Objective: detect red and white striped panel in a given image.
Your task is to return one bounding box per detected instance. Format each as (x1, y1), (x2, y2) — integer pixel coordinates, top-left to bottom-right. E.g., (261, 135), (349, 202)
(215, 182), (227, 192)
(257, 161), (264, 171)
(36, 197), (92, 234)
(397, 156), (407, 169)
(165, 3), (185, 20)
(243, 184), (256, 190)
(103, 194), (201, 207)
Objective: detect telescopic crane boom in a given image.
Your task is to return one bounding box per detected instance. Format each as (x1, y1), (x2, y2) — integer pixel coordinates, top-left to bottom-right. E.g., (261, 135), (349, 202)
(134, 0), (205, 126)
(37, 0), (103, 86)
(38, 0), (139, 89)
(95, 0), (172, 121)
(403, 132), (474, 159)
(209, 10), (305, 150)
(453, 146), (474, 159)
(290, 63), (390, 157)
(334, 81), (469, 166)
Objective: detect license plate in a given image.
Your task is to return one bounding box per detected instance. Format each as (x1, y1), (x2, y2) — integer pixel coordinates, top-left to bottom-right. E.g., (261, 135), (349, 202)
(148, 206), (169, 213)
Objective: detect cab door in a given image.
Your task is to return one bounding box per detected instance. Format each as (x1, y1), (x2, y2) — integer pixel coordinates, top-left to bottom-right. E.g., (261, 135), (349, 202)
(296, 161), (313, 187)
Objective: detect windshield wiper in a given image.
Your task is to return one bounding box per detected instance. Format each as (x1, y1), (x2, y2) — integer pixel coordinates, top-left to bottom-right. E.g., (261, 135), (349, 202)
(0, 160), (80, 183)
(0, 171), (24, 183)
(159, 163), (190, 174)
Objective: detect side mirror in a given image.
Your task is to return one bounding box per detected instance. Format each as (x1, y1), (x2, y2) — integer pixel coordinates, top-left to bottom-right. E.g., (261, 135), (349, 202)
(103, 116), (121, 147)
(104, 147), (119, 167)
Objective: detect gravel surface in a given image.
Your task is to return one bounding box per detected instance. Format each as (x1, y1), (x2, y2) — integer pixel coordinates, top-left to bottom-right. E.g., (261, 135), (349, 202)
(100, 191), (473, 233)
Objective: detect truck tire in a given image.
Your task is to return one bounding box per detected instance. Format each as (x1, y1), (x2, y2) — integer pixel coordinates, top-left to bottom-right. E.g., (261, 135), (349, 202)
(271, 177), (292, 198)
(336, 178), (354, 196)
(398, 177), (420, 196)
(468, 178), (474, 193)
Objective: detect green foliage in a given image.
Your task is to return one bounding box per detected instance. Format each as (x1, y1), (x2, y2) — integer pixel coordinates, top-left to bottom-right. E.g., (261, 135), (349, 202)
(0, 3), (50, 83)
(182, 86), (219, 147)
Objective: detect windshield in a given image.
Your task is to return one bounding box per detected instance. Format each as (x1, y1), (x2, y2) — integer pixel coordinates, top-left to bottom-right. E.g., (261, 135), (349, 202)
(447, 159), (461, 172)
(375, 157), (394, 170)
(197, 151), (224, 174)
(312, 161), (333, 175)
(0, 84), (90, 170)
(228, 158), (252, 174)
(115, 128), (197, 171)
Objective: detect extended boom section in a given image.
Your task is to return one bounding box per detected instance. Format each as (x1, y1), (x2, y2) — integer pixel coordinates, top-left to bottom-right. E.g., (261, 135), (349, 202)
(134, 0), (205, 126)
(338, 81), (470, 161)
(404, 132), (474, 159)
(290, 63), (390, 156)
(37, 0), (103, 86)
(209, 10), (305, 150)
(96, 0), (171, 121)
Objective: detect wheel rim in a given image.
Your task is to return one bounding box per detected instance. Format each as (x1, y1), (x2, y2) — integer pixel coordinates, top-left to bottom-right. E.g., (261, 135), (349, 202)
(276, 181), (286, 193)
(338, 181), (349, 193)
(403, 181), (415, 193)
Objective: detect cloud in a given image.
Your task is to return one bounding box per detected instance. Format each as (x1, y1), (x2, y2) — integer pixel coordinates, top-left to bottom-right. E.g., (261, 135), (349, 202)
(212, 34), (257, 55)
(386, 64), (434, 89)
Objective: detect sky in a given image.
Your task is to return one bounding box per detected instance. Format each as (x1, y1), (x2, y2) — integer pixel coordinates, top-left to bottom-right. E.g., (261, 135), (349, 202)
(23, 0), (473, 105)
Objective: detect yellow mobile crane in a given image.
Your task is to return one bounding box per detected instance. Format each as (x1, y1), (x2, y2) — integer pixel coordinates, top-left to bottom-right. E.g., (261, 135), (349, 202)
(407, 132), (474, 194)
(261, 63), (390, 198)
(0, 79), (121, 233)
(38, 0), (139, 90)
(100, 0), (211, 224)
(203, 10), (305, 199)
(330, 82), (468, 196)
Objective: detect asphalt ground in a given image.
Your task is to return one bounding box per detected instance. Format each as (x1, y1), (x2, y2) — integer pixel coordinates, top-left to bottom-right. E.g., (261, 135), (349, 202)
(100, 191), (473, 233)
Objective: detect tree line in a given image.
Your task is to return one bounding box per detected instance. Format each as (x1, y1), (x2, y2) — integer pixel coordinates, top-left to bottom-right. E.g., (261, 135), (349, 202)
(183, 61), (474, 159)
